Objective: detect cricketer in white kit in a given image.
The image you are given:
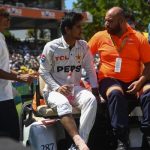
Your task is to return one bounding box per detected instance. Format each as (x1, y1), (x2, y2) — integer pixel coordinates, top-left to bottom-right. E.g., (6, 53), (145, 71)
(39, 12), (100, 150)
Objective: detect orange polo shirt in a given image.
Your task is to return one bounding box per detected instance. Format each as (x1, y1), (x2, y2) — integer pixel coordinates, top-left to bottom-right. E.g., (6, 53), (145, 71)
(88, 25), (150, 82)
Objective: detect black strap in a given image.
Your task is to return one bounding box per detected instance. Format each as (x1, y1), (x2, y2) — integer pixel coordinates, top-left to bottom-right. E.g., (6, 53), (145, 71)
(35, 78), (41, 107)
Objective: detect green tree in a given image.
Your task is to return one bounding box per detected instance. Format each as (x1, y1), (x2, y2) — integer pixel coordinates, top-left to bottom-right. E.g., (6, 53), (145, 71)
(73, 0), (150, 40)
(26, 29), (50, 40)
(27, 29), (35, 39)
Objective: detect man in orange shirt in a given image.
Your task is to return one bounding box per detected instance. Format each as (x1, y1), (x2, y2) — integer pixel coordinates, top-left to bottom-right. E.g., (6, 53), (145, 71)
(88, 7), (150, 150)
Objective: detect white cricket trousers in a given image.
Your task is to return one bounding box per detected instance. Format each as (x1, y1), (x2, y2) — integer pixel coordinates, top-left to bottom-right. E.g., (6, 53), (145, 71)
(45, 85), (97, 143)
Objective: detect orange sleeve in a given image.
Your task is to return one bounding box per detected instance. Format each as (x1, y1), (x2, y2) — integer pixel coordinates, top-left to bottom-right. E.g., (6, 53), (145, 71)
(88, 32), (101, 55)
(138, 33), (150, 63)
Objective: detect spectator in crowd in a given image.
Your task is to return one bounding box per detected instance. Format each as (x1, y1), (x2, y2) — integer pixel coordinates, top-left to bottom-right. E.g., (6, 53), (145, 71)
(88, 6), (150, 150)
(24, 52), (30, 60)
(39, 12), (100, 150)
(0, 7), (36, 141)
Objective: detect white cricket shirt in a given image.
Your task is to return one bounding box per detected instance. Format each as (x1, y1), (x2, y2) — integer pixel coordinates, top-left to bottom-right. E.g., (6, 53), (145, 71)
(39, 36), (98, 91)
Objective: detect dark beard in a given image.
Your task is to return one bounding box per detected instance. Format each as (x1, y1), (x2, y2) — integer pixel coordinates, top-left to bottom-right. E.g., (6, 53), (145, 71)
(107, 24), (122, 35)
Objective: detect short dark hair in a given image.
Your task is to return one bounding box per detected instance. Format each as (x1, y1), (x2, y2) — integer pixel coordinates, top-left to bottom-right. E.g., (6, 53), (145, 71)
(60, 12), (84, 35)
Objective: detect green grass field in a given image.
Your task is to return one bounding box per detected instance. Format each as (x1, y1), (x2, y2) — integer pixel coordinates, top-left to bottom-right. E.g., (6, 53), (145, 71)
(16, 102), (22, 114)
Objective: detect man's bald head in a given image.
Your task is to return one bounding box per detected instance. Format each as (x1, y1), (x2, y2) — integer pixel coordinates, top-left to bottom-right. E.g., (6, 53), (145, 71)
(106, 7), (125, 19)
(105, 7), (127, 36)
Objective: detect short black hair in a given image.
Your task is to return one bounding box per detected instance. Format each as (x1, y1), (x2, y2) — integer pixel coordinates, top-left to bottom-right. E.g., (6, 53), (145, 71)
(60, 12), (84, 35)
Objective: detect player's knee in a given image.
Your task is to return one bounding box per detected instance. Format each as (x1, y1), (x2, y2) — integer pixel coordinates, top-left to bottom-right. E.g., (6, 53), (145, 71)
(57, 102), (72, 116)
(47, 91), (69, 106)
(46, 91), (73, 116)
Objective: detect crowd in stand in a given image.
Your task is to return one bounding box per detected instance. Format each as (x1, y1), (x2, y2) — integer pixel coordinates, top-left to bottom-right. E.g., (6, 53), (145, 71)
(5, 36), (46, 73)
(9, 52), (39, 73)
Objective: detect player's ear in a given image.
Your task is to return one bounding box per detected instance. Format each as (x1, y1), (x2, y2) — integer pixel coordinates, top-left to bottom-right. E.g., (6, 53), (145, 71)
(65, 26), (70, 34)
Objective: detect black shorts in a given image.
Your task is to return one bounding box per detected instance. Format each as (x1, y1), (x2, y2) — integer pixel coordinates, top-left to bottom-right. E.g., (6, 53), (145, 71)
(0, 99), (20, 141)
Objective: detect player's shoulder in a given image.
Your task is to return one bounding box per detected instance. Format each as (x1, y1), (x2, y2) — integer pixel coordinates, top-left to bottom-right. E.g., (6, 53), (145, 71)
(78, 39), (88, 46)
(77, 39), (89, 51)
(45, 38), (61, 47)
(44, 38), (62, 52)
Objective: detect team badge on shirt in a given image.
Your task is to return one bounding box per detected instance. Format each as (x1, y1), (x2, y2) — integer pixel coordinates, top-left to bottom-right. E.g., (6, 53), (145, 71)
(40, 54), (46, 63)
(75, 54), (81, 63)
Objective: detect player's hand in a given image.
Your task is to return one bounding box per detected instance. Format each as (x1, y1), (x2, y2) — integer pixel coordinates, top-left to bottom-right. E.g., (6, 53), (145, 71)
(56, 85), (72, 96)
(29, 71), (39, 78)
(17, 74), (37, 84)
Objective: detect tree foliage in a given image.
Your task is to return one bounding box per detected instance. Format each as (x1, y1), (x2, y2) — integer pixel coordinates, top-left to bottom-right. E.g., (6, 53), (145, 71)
(73, 0), (150, 40)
